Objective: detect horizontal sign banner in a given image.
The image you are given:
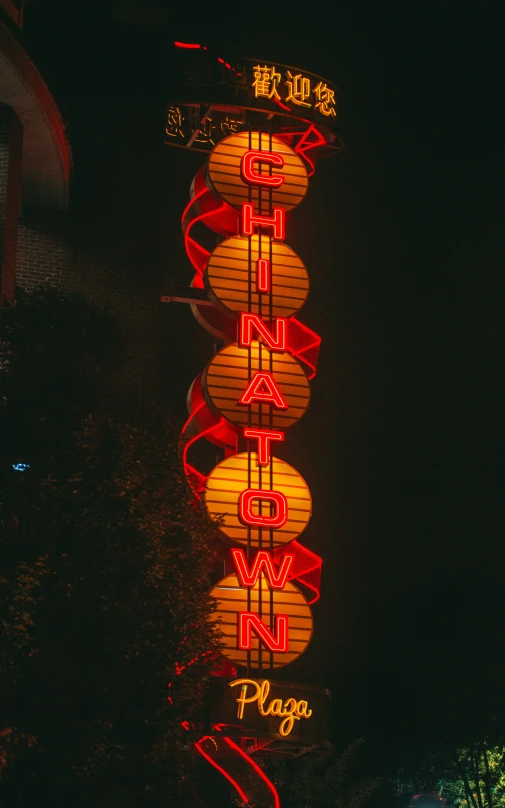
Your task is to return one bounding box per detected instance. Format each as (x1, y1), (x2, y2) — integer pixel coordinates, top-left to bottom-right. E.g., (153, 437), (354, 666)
(206, 677), (331, 745)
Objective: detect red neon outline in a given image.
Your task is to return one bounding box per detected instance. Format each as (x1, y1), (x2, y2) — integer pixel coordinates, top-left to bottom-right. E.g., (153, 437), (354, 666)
(174, 41), (201, 49)
(181, 186), (232, 276)
(232, 548), (294, 589)
(238, 612), (289, 652)
(241, 150), (285, 188)
(287, 318), (322, 380)
(277, 124), (327, 175)
(257, 258), (270, 292)
(239, 313), (287, 351)
(239, 372), (288, 409)
(224, 737), (281, 808)
(274, 539), (323, 604)
(239, 489), (288, 528)
(180, 401), (238, 497)
(243, 427), (284, 466)
(272, 96), (291, 113)
(241, 203), (285, 240)
(175, 649), (213, 676)
(195, 737), (250, 804)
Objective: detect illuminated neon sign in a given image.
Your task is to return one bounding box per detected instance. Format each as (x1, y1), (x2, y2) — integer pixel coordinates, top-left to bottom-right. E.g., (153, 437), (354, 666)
(179, 130), (322, 671)
(170, 51), (340, 803)
(230, 679), (313, 737)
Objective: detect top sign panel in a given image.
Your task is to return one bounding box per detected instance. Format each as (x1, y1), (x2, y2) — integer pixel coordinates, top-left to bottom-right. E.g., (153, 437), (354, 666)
(166, 47), (341, 137)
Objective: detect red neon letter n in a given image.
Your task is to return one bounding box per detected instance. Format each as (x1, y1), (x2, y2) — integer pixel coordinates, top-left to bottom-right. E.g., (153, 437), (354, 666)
(240, 313), (286, 351)
(238, 612), (289, 652)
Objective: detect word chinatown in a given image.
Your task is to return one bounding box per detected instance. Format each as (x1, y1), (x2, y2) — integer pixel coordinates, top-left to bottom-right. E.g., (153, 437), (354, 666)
(180, 130), (324, 721)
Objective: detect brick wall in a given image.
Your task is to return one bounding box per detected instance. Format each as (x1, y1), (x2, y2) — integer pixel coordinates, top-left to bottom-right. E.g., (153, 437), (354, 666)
(78, 258), (160, 404)
(16, 208), (76, 292)
(0, 103), (22, 303)
(14, 210), (161, 404)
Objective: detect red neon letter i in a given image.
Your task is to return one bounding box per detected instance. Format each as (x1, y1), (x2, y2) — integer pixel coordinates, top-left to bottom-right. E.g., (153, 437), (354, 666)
(257, 258), (270, 293)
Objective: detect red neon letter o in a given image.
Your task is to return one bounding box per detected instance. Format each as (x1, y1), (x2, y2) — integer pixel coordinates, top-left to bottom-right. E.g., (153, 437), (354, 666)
(239, 489), (288, 528)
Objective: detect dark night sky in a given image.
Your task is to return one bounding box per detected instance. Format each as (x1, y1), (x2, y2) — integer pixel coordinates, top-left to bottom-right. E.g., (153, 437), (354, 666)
(21, 1), (505, 775)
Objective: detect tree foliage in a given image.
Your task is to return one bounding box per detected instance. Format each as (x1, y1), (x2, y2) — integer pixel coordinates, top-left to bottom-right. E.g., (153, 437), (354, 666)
(438, 741), (505, 808)
(393, 735), (505, 808)
(228, 739), (381, 808)
(0, 288), (221, 806)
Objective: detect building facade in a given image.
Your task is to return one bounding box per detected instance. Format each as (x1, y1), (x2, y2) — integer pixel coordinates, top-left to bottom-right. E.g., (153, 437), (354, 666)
(0, 3), (164, 404)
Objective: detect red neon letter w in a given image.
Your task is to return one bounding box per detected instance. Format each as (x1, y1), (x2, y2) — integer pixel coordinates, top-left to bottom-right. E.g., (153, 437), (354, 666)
(232, 549), (294, 589)
(238, 612), (289, 652)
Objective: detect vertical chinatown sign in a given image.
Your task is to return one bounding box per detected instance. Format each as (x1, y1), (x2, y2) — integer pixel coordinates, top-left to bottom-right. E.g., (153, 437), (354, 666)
(181, 130), (323, 709)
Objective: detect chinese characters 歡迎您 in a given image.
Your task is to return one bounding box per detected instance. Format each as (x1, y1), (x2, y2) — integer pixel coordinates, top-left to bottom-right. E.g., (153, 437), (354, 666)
(252, 65), (336, 117)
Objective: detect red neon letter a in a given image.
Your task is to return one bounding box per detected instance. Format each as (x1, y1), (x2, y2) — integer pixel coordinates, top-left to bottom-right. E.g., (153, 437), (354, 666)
(240, 313), (287, 351)
(232, 549), (294, 589)
(238, 612), (289, 652)
(239, 372), (287, 409)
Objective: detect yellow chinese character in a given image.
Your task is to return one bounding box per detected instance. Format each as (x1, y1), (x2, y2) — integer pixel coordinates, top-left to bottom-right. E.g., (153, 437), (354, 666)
(313, 81), (336, 117)
(285, 71), (311, 108)
(165, 105), (184, 138)
(252, 64), (281, 100)
(220, 115), (244, 136)
(194, 117), (216, 146)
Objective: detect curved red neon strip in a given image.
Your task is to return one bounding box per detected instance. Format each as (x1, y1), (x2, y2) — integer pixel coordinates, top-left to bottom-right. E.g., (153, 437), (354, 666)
(287, 318), (321, 380)
(224, 737), (280, 808)
(277, 124), (327, 175)
(174, 41), (202, 49)
(181, 408), (236, 497)
(195, 736), (250, 804)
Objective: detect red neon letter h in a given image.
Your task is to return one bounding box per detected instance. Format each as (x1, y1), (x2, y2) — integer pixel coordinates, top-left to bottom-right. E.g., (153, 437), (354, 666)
(241, 203), (285, 240)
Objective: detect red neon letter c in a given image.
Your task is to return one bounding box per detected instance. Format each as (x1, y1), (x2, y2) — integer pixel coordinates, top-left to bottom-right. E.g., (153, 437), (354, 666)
(239, 489), (288, 528)
(241, 150), (285, 188)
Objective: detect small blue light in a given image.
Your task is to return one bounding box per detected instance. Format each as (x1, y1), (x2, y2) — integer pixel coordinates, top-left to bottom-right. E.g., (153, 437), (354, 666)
(12, 463), (31, 472)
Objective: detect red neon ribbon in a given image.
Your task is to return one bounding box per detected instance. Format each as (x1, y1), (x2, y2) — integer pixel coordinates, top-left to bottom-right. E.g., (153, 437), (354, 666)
(182, 177), (322, 377)
(195, 735), (280, 807)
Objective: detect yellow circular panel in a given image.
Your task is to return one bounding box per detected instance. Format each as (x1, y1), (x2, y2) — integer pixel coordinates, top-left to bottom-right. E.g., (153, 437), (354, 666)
(204, 451), (312, 547)
(207, 132), (309, 213)
(202, 341), (310, 430)
(210, 573), (313, 670)
(205, 234), (309, 319)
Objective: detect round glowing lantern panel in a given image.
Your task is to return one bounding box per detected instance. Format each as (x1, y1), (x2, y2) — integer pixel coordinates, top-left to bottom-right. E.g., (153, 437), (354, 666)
(202, 340), (310, 430)
(210, 573), (313, 669)
(206, 132), (309, 214)
(205, 234), (310, 320)
(204, 451), (312, 547)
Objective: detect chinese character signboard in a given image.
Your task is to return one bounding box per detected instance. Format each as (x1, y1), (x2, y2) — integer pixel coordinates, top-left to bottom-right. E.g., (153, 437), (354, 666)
(167, 48), (341, 805)
(165, 44), (342, 153)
